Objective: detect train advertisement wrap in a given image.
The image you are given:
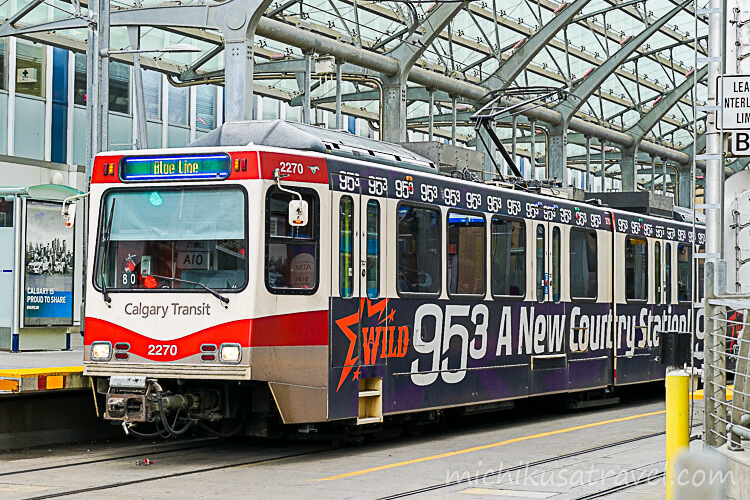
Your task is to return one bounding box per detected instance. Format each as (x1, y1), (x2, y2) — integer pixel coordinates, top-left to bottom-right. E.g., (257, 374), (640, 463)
(329, 298), (701, 419)
(23, 200), (75, 327)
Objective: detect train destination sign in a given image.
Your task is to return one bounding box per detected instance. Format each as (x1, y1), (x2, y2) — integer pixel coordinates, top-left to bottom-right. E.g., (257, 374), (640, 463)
(120, 154), (231, 181)
(722, 75), (750, 130)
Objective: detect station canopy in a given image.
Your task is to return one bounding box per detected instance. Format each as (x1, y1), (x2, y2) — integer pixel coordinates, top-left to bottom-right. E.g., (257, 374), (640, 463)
(0, 0), (716, 187)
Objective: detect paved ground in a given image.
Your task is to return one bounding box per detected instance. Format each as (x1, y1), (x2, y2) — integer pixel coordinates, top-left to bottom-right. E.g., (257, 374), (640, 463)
(0, 387), (716, 499)
(0, 346), (83, 369)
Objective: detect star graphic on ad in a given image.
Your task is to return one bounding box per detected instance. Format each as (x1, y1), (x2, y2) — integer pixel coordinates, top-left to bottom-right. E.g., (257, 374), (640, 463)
(334, 298), (390, 391)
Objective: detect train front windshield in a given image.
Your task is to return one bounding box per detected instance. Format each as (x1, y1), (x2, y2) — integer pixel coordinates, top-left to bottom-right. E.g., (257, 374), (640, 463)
(95, 186), (247, 291)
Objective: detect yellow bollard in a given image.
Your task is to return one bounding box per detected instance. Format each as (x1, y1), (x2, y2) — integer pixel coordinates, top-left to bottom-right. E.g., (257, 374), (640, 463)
(666, 370), (690, 500)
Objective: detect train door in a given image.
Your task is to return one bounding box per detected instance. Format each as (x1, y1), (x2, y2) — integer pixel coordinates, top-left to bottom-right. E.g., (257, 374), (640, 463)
(529, 220), (568, 395)
(329, 173), (387, 422)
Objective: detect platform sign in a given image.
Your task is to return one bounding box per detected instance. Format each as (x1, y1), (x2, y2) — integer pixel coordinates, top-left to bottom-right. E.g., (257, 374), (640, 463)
(23, 200), (74, 327)
(722, 75), (750, 130)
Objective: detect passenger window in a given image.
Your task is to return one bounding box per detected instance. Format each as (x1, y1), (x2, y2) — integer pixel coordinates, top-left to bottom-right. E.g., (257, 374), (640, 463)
(678, 243), (692, 302)
(552, 227), (560, 303)
(536, 225), (545, 303)
(665, 243), (672, 303)
(447, 212), (485, 296)
(397, 204), (441, 294)
(570, 229), (597, 299)
(625, 236), (648, 301)
(339, 196), (354, 298)
(491, 217), (525, 297)
(655, 242), (661, 305)
(696, 244), (705, 302)
(265, 188), (319, 293)
(366, 200), (380, 299)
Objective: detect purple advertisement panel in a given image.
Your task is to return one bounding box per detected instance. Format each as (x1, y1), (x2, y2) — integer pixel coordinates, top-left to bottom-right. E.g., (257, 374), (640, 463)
(328, 298), (614, 420)
(23, 200), (75, 327)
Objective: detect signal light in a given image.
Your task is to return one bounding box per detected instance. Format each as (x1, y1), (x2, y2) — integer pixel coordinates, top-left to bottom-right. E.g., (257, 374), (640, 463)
(201, 354), (216, 361)
(201, 344), (217, 352)
(102, 163), (115, 176)
(234, 159), (240, 171)
(115, 353), (129, 360)
(240, 158), (247, 171)
(114, 343), (130, 351)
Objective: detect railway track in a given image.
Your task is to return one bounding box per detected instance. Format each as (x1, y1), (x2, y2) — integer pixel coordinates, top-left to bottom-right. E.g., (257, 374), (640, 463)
(1, 438), (331, 500)
(375, 431), (668, 499)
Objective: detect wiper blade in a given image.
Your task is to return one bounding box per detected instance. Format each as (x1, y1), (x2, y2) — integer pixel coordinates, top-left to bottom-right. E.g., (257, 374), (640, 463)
(145, 273), (230, 307)
(100, 200), (116, 305)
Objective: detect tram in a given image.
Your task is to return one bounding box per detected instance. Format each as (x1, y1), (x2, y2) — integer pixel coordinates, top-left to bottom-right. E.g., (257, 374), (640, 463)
(81, 120), (704, 437)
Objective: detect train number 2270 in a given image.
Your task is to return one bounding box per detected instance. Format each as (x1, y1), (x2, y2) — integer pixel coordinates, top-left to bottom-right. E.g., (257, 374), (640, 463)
(148, 344), (177, 356)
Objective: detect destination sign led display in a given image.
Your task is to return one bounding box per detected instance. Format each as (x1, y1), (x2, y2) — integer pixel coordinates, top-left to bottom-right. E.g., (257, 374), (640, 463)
(120, 154), (231, 181)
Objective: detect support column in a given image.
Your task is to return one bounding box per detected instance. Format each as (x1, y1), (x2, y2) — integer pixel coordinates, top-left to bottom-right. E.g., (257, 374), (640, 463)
(548, 124), (566, 181)
(600, 140), (606, 192)
(301, 50), (313, 124)
(530, 121), (537, 180)
(477, 127), (496, 180)
(619, 143), (639, 192)
(128, 26), (148, 149)
(381, 75), (407, 143)
(335, 59), (343, 129)
(585, 135), (591, 191)
(451, 95), (457, 146)
(428, 88), (434, 142)
(677, 167), (692, 208)
(97, 0), (109, 152)
(650, 156), (656, 193)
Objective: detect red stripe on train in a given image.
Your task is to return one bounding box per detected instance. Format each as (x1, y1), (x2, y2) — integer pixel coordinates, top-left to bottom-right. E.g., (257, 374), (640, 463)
(85, 311), (328, 361)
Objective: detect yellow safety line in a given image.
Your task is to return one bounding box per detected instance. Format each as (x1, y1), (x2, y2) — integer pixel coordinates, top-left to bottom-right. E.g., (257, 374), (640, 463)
(319, 409), (666, 481)
(0, 366), (83, 377)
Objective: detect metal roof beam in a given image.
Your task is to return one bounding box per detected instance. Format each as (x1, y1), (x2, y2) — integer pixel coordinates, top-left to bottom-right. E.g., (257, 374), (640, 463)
(488, 0), (592, 90)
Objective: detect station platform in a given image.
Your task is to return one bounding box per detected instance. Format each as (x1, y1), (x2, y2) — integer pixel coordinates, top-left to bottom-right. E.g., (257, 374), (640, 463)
(0, 347), (85, 395)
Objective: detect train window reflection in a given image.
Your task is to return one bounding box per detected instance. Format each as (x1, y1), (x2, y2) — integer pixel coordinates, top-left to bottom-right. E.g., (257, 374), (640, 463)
(665, 243), (672, 303)
(491, 218), (525, 298)
(570, 229), (597, 299)
(625, 237), (648, 301)
(339, 196), (354, 298)
(536, 225), (545, 303)
(552, 227), (560, 303)
(677, 243), (692, 302)
(447, 212), (485, 296)
(266, 188), (319, 294)
(96, 187), (247, 292)
(397, 204), (441, 295)
(366, 200), (380, 299)
(655, 242), (661, 305)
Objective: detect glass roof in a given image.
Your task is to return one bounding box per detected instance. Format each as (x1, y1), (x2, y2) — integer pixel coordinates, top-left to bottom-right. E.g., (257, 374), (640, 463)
(0, 0), (712, 184)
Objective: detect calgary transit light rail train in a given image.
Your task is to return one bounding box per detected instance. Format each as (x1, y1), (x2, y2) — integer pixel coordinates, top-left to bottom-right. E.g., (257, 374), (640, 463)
(82, 120), (704, 438)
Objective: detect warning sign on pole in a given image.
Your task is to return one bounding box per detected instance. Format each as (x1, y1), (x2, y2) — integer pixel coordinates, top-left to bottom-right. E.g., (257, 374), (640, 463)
(722, 75), (750, 130)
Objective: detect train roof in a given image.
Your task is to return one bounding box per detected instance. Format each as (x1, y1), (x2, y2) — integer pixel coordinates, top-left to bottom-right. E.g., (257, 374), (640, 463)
(190, 119), (438, 174)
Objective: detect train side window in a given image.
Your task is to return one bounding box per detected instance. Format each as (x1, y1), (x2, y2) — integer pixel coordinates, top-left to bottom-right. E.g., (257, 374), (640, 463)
(491, 217), (525, 298)
(397, 203), (441, 295)
(625, 236), (648, 301)
(447, 211), (486, 297)
(366, 200), (380, 299)
(536, 225), (545, 303)
(570, 229), (597, 299)
(677, 243), (692, 302)
(665, 243), (672, 303)
(552, 227), (560, 303)
(654, 242), (661, 305)
(696, 244), (705, 302)
(265, 187), (319, 294)
(339, 196), (354, 298)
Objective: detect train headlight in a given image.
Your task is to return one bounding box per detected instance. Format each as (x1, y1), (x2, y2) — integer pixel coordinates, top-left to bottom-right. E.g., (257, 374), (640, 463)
(91, 341), (112, 361)
(219, 343), (241, 364)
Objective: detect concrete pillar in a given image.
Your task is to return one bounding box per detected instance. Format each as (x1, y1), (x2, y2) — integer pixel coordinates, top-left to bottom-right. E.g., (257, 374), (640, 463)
(620, 144), (638, 192)
(381, 75), (407, 143)
(548, 124), (566, 181)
